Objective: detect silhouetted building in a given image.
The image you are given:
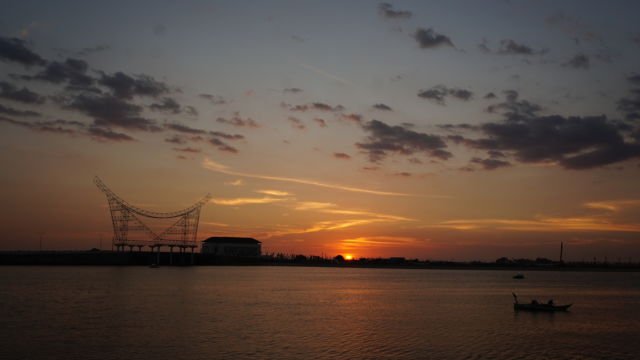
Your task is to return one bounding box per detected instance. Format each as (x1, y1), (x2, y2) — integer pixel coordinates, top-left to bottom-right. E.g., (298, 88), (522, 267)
(201, 237), (261, 257)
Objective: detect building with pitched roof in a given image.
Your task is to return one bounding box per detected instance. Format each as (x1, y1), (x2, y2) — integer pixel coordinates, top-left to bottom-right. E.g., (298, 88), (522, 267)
(201, 237), (261, 257)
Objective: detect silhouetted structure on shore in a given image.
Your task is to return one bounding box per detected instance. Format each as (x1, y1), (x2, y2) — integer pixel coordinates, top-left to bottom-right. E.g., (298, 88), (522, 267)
(201, 237), (262, 256)
(94, 177), (210, 263)
(1, 250), (638, 270)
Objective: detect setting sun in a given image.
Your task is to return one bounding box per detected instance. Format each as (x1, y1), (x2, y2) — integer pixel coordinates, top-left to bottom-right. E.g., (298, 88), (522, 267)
(344, 254), (354, 261)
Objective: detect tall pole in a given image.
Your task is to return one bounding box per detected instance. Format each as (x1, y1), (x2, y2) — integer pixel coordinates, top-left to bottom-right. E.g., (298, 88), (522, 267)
(560, 241), (564, 263)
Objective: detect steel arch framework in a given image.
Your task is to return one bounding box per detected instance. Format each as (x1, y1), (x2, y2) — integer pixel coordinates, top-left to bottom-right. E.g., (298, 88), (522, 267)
(94, 177), (211, 250)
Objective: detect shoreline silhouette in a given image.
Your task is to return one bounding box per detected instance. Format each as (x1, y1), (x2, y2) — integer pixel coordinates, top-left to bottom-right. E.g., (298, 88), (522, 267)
(1, 250), (638, 271)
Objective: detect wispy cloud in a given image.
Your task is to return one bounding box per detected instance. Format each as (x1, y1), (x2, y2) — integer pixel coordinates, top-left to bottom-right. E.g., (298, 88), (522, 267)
(256, 189), (292, 196)
(265, 202), (414, 238)
(583, 200), (640, 212)
(225, 179), (244, 186)
(378, 3), (412, 19)
(434, 217), (640, 233)
(340, 236), (423, 249)
(202, 158), (416, 197)
(303, 219), (385, 232)
(210, 196), (287, 206)
(292, 200), (413, 221)
(257, 219), (386, 239)
(298, 62), (352, 85)
(260, 199), (415, 238)
(321, 209), (414, 222)
(294, 201), (336, 210)
(201, 221), (230, 227)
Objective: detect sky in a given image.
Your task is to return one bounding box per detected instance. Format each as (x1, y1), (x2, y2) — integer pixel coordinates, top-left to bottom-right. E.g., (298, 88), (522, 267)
(1, 0), (640, 261)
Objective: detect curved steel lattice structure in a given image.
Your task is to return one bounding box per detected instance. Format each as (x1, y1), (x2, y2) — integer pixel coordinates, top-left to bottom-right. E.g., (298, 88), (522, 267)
(94, 177), (211, 250)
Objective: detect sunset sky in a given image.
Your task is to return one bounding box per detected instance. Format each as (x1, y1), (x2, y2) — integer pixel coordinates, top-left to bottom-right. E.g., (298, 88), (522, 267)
(1, 0), (640, 261)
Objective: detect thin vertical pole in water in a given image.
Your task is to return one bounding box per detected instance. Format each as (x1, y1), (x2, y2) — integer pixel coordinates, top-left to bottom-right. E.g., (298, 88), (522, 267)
(560, 242), (564, 263)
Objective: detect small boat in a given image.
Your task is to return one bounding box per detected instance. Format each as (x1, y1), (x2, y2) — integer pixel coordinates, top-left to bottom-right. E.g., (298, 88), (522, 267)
(149, 263), (159, 268)
(514, 303), (572, 312)
(512, 293), (571, 312)
(513, 274), (525, 279)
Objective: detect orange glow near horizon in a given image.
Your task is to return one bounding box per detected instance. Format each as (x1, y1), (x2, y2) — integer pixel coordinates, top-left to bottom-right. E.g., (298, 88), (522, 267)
(1, 4), (640, 264)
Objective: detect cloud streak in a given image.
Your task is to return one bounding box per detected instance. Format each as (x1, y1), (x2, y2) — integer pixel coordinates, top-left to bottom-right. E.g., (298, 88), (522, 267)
(583, 199), (640, 212)
(292, 200), (413, 222)
(202, 158), (417, 197)
(256, 189), (291, 196)
(340, 236), (423, 250)
(294, 202), (336, 210)
(298, 62), (352, 85)
(434, 217), (640, 232)
(211, 196), (287, 206)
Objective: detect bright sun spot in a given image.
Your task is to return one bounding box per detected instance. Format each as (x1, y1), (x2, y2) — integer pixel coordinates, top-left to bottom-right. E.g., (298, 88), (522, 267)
(344, 254), (354, 260)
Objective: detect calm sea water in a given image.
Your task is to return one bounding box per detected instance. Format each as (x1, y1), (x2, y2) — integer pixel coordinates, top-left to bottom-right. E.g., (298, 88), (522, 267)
(1, 266), (639, 360)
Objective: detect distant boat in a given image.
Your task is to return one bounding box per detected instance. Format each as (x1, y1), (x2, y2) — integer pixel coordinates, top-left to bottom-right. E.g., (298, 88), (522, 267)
(513, 274), (525, 279)
(512, 293), (571, 312)
(149, 263), (159, 268)
(514, 302), (572, 312)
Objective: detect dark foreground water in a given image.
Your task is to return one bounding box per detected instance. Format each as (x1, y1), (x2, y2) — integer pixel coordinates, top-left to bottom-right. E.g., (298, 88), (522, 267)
(1, 266), (639, 360)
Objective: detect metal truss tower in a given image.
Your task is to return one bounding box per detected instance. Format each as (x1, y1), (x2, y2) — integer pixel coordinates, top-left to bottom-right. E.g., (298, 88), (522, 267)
(94, 176), (211, 252)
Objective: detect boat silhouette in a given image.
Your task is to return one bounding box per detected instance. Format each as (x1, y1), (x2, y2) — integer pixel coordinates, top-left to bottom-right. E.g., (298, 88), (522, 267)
(512, 293), (571, 312)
